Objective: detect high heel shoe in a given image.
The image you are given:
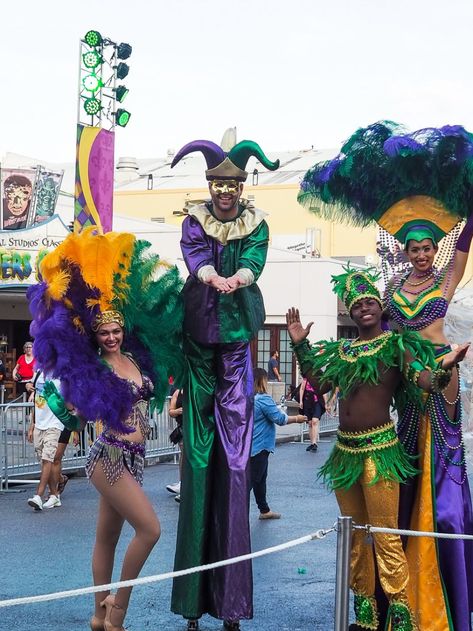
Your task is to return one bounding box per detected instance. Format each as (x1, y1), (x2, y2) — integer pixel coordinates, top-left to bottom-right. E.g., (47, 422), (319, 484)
(101, 594), (127, 631)
(90, 597), (107, 631)
(90, 615), (105, 631)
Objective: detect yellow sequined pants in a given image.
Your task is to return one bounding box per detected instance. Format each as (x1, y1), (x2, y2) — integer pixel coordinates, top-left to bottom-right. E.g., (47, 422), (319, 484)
(335, 457), (409, 602)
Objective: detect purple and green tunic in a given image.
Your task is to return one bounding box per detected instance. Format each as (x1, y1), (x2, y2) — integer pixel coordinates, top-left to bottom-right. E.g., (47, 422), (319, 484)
(171, 202), (268, 622)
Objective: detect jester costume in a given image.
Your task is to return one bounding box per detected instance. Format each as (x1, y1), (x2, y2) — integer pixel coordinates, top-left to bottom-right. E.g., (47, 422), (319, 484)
(27, 227), (183, 444)
(170, 140), (279, 623)
(298, 122), (473, 630)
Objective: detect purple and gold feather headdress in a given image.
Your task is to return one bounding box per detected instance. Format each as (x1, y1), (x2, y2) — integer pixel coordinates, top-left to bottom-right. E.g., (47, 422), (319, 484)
(28, 228), (183, 433)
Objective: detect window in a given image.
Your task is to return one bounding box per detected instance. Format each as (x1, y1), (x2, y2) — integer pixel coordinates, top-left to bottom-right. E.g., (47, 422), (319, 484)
(251, 325), (296, 387)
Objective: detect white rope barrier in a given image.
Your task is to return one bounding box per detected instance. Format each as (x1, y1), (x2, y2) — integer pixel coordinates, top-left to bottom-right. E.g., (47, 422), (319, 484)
(3, 520), (472, 610)
(353, 523), (473, 540)
(0, 526), (335, 609)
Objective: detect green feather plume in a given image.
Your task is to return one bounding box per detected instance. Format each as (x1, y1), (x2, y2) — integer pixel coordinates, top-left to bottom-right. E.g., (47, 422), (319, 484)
(298, 121), (473, 226)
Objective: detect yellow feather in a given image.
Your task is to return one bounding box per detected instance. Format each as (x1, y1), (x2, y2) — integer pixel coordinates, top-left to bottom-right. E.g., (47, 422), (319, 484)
(46, 269), (70, 300)
(38, 227), (136, 312)
(72, 316), (86, 335)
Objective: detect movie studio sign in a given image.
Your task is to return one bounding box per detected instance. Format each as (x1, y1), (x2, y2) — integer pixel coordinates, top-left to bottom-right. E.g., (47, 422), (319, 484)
(0, 217), (69, 287)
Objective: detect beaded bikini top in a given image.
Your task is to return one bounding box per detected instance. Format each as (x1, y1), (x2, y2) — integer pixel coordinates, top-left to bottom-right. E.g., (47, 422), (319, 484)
(122, 373), (154, 432)
(386, 272), (449, 331)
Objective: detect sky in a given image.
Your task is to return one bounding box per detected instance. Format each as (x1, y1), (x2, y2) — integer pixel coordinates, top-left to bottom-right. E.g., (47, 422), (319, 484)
(2, 0), (473, 164)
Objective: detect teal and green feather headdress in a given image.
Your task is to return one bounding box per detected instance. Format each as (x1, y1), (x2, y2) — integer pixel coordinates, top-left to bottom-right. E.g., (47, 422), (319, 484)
(331, 266), (382, 312)
(298, 121), (473, 245)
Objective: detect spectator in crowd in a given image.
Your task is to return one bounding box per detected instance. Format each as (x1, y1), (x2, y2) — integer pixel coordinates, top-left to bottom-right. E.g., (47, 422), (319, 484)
(326, 387), (340, 416)
(299, 376), (325, 453)
(26, 370), (64, 510)
(167, 387), (184, 503)
(267, 350), (282, 382)
(0, 353), (6, 384)
(26, 375), (75, 504)
(251, 368), (306, 519)
(13, 341), (36, 397)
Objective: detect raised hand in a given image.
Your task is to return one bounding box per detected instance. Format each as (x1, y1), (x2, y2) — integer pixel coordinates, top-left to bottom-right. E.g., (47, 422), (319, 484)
(286, 308), (313, 345)
(442, 343), (471, 370)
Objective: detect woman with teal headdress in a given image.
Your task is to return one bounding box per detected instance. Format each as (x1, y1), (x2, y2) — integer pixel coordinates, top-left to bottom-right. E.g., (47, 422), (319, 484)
(298, 121), (473, 631)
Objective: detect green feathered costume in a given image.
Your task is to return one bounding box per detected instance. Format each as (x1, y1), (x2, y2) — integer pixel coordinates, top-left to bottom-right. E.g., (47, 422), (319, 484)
(293, 328), (435, 490)
(292, 266), (436, 490)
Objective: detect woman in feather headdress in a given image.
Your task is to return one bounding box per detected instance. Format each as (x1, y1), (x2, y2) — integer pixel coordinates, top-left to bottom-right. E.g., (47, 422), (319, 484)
(28, 228), (183, 631)
(299, 122), (473, 631)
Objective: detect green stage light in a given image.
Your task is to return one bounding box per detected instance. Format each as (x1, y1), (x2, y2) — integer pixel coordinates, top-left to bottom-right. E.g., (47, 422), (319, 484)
(84, 30), (103, 47)
(83, 50), (102, 69)
(116, 63), (129, 80)
(115, 109), (131, 127)
(115, 85), (129, 103)
(82, 73), (103, 93)
(84, 98), (102, 116)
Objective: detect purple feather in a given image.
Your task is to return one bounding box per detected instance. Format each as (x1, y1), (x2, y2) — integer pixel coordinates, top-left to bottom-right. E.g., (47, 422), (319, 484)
(316, 158), (342, 184)
(383, 136), (423, 157)
(439, 125), (469, 138)
(28, 283), (136, 434)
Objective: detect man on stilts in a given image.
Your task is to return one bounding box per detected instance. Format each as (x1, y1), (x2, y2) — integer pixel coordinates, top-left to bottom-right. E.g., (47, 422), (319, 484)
(170, 138), (279, 630)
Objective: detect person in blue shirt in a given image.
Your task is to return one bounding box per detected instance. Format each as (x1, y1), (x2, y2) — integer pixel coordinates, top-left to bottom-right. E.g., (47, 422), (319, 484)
(251, 368), (306, 519)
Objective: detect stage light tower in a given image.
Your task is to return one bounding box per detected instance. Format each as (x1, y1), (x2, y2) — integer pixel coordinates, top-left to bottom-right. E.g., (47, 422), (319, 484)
(77, 30), (133, 130)
(75, 30), (133, 235)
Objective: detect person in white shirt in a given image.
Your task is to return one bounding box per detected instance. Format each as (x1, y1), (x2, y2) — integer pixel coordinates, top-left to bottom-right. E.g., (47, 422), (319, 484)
(27, 371), (64, 510)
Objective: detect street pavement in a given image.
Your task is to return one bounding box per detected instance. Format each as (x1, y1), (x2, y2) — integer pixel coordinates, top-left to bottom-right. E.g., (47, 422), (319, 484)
(0, 436), (341, 631)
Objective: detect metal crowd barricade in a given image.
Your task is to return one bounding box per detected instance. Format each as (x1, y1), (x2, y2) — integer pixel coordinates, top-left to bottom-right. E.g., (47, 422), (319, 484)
(0, 391), (179, 491)
(0, 390), (36, 490)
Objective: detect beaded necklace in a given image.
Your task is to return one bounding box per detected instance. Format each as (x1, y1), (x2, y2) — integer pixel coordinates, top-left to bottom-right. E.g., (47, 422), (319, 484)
(402, 281), (437, 296)
(405, 271), (434, 287)
(399, 395), (466, 485)
(411, 269), (433, 279)
(338, 331), (393, 363)
(387, 268), (449, 330)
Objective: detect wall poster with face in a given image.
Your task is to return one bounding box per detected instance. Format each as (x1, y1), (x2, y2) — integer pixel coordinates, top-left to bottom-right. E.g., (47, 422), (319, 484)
(1, 168), (37, 230)
(32, 168), (63, 224)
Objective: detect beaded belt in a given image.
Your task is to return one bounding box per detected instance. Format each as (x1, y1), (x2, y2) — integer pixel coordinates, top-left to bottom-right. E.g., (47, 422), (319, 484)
(337, 422), (398, 453)
(100, 432), (146, 456)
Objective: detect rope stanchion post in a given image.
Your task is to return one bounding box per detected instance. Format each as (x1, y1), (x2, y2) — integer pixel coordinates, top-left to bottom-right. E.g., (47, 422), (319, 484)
(334, 515), (352, 631)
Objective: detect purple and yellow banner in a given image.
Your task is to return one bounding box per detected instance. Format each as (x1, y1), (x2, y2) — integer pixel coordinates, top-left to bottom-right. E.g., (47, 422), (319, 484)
(74, 124), (115, 233)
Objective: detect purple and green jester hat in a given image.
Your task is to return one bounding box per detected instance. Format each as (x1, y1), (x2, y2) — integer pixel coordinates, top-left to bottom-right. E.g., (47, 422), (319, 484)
(170, 139), (280, 180)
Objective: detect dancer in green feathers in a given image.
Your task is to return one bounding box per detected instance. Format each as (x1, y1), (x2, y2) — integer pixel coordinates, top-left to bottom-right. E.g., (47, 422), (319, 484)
(286, 267), (468, 631)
